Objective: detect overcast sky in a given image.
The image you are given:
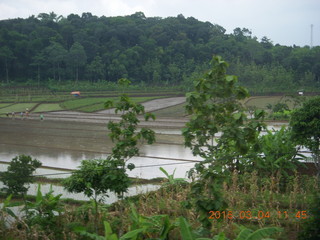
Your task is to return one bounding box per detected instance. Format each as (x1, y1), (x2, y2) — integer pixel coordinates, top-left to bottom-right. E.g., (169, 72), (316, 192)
(0, 0), (319, 47)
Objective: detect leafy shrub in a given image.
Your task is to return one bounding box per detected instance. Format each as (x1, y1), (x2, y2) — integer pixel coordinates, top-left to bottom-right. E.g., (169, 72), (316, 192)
(1, 155), (42, 196)
(270, 110), (291, 120)
(298, 192), (320, 240)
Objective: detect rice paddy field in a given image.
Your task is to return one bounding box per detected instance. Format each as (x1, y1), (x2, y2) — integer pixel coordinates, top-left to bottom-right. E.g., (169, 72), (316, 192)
(0, 92), (173, 116)
(0, 92), (309, 118)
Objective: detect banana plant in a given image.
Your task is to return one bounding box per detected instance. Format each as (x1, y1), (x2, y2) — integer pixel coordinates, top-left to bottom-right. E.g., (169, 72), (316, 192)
(75, 220), (145, 240)
(24, 184), (63, 229)
(159, 167), (187, 186)
(233, 225), (282, 240)
(178, 217), (282, 240)
(0, 194), (18, 238)
(74, 203), (177, 240)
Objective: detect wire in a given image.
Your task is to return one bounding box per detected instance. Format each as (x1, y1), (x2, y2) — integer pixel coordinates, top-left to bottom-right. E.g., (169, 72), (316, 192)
(0, 160), (196, 178)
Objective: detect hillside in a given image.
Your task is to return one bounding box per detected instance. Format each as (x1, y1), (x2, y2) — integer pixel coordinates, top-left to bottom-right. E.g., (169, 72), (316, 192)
(0, 12), (319, 92)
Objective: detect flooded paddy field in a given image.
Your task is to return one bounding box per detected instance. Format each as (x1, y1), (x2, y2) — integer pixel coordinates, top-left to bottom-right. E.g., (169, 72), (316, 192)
(0, 110), (311, 203)
(0, 118), (199, 179)
(0, 115), (198, 203)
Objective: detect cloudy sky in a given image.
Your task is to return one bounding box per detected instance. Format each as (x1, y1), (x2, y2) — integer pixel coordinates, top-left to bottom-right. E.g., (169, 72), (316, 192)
(0, 0), (319, 47)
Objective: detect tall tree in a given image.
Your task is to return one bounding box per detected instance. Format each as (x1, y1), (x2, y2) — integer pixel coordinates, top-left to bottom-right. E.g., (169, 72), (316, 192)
(0, 46), (14, 83)
(44, 41), (67, 81)
(31, 51), (45, 86)
(290, 96), (320, 178)
(182, 56), (265, 227)
(68, 42), (87, 81)
(87, 55), (105, 82)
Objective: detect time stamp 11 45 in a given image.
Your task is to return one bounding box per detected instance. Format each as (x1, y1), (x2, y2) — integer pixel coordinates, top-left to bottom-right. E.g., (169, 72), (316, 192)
(208, 210), (309, 220)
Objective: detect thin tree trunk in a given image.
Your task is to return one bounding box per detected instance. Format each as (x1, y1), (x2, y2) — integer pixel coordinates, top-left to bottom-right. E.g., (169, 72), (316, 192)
(58, 62), (61, 82)
(53, 64), (56, 80)
(37, 64), (40, 87)
(5, 59), (9, 84)
(76, 67), (79, 82)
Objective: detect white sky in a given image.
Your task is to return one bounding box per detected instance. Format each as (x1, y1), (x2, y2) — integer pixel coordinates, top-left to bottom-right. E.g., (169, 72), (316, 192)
(0, 0), (319, 47)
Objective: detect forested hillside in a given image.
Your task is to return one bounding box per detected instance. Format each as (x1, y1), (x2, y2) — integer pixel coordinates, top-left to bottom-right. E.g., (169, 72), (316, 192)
(0, 11), (319, 92)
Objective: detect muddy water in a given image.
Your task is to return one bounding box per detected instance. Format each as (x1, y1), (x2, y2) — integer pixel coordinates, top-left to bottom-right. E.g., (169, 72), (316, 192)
(0, 118), (200, 179)
(0, 118), (292, 180)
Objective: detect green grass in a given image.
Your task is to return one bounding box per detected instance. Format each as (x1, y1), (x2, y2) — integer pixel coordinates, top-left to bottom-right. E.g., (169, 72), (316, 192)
(244, 96), (283, 109)
(32, 103), (64, 113)
(0, 95), (75, 103)
(77, 102), (109, 112)
(0, 93), (171, 114)
(0, 103), (12, 109)
(0, 103), (37, 114)
(60, 97), (118, 110)
(70, 96), (165, 112)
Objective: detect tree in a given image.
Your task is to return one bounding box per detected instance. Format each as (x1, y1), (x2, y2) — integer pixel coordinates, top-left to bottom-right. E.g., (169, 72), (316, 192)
(44, 41), (67, 81)
(68, 42), (87, 81)
(63, 158), (130, 205)
(1, 155), (42, 196)
(183, 56), (265, 171)
(31, 51), (46, 86)
(87, 55), (105, 82)
(64, 79), (156, 215)
(0, 46), (15, 84)
(290, 96), (320, 178)
(105, 78), (156, 167)
(182, 56), (265, 227)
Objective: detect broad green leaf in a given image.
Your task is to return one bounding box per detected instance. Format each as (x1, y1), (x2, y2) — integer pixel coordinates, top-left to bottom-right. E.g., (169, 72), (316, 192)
(78, 231), (105, 240)
(233, 112), (242, 120)
(246, 227), (282, 240)
(120, 228), (145, 239)
(4, 208), (17, 219)
(235, 227), (253, 240)
(179, 217), (194, 240)
(226, 75), (234, 82)
(104, 221), (114, 236)
(212, 232), (227, 240)
(159, 167), (170, 179)
(36, 184), (43, 203)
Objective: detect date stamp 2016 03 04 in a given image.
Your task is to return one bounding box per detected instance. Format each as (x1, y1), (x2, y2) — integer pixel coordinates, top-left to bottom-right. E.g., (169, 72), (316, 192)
(208, 210), (308, 220)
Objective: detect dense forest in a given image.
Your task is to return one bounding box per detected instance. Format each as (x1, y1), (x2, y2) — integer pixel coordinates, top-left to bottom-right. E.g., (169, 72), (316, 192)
(0, 11), (320, 92)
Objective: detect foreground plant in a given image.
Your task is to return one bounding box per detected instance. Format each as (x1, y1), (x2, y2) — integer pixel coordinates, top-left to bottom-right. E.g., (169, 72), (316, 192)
(24, 184), (64, 237)
(182, 56), (265, 227)
(64, 78), (156, 234)
(0, 195), (17, 239)
(1, 155), (42, 197)
(74, 203), (177, 240)
(290, 96), (320, 179)
(159, 167), (187, 186)
(255, 126), (304, 178)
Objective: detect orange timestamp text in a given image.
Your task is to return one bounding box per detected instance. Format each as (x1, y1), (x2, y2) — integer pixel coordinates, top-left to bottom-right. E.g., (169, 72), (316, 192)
(208, 210), (308, 220)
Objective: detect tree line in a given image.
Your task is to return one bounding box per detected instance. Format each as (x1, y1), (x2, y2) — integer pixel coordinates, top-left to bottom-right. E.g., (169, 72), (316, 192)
(0, 11), (320, 92)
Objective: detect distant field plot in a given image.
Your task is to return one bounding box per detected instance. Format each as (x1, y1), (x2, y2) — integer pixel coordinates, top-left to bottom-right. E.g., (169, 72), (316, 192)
(151, 103), (187, 117)
(76, 96), (165, 112)
(0, 94), (73, 103)
(60, 97), (114, 110)
(32, 103), (64, 113)
(77, 103), (106, 112)
(0, 103), (12, 109)
(244, 96), (283, 109)
(0, 103), (37, 114)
